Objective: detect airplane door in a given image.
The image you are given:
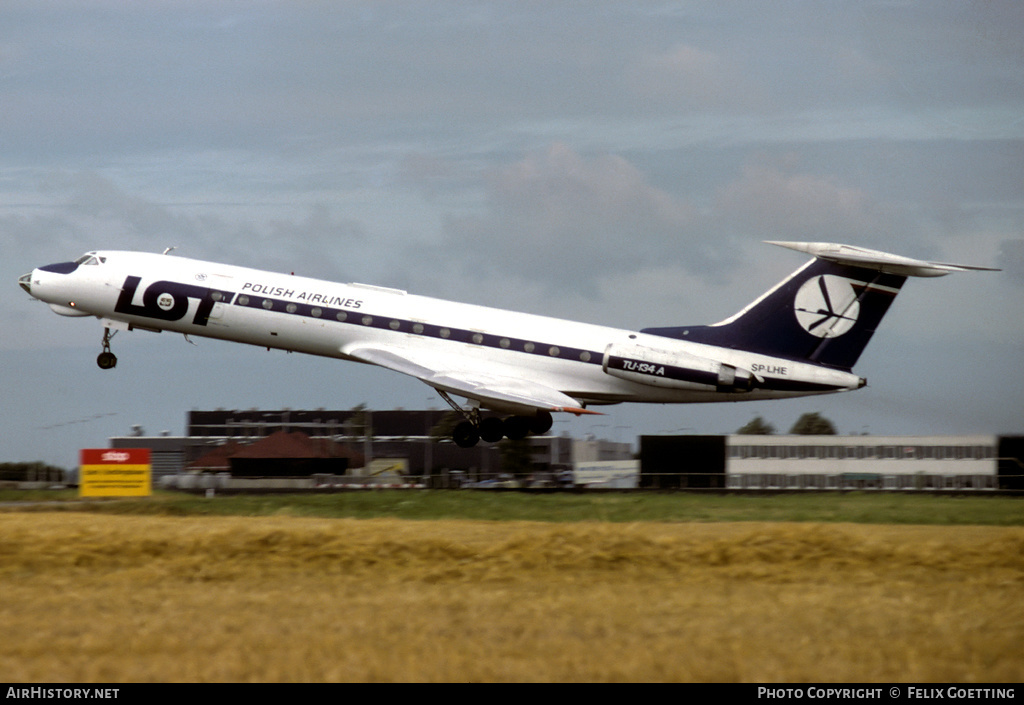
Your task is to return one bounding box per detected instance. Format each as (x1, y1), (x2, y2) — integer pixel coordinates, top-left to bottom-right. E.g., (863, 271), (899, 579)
(204, 274), (235, 326)
(208, 301), (227, 322)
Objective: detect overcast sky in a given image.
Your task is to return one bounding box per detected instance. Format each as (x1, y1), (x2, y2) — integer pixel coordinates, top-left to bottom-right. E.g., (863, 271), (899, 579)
(3, 1), (1023, 467)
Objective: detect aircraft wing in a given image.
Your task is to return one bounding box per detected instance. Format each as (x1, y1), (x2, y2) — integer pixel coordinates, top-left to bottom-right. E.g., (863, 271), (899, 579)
(345, 346), (599, 416)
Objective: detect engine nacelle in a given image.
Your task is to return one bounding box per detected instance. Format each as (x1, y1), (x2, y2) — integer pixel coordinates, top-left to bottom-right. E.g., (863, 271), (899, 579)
(602, 343), (756, 393)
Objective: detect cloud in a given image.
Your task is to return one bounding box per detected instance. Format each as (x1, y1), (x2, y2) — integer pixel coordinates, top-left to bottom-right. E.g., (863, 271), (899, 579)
(3, 171), (373, 273)
(715, 159), (880, 242)
(438, 143), (730, 292)
(629, 44), (743, 108)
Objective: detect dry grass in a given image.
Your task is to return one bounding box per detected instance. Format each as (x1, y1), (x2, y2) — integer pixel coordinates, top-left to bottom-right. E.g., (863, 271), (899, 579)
(0, 512), (1021, 682)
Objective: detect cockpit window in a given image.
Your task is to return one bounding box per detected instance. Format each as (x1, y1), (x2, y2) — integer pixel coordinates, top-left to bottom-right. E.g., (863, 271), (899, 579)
(73, 253), (106, 266)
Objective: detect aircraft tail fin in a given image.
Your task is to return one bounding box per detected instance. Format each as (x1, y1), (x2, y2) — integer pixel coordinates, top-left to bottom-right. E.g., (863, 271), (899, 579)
(641, 241), (997, 371)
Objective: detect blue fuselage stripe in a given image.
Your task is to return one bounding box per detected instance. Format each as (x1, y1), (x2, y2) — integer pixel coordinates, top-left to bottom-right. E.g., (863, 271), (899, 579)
(231, 290), (604, 367)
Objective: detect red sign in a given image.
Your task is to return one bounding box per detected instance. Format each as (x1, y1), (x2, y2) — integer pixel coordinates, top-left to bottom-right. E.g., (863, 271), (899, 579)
(80, 448), (151, 466)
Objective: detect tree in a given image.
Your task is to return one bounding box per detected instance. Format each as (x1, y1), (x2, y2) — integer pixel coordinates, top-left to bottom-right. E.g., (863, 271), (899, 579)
(0, 462), (68, 482)
(737, 416), (775, 435)
(789, 412), (837, 435)
(429, 411), (463, 441)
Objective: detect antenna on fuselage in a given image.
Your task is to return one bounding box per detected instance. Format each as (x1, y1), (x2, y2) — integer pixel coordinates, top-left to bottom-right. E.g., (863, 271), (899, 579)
(162, 246), (176, 255)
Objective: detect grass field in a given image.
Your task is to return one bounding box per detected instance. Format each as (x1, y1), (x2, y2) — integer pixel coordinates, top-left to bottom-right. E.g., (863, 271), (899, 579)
(1, 491), (1021, 682)
(2, 488), (1022, 525)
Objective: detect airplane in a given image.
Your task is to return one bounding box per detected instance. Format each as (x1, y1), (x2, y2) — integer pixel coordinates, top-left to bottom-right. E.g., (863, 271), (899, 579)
(19, 241), (997, 447)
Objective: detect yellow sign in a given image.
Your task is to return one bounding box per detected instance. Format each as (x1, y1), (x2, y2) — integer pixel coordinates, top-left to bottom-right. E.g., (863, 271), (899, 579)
(367, 458), (408, 477)
(80, 449), (152, 497)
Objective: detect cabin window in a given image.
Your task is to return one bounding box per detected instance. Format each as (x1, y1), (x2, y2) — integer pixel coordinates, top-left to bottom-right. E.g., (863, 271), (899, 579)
(237, 295), (249, 306)
(361, 315), (373, 326)
(524, 342), (535, 353)
(311, 308), (322, 318)
(413, 323), (424, 334)
(336, 312), (347, 322)
(499, 338), (510, 349)
(579, 351), (591, 362)
(286, 303), (297, 313)
(472, 333), (483, 344)
(262, 299), (273, 310)
(440, 328), (450, 339)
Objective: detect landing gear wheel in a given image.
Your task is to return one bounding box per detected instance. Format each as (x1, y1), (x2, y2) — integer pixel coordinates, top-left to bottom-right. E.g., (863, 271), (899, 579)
(529, 411), (553, 435)
(479, 417), (505, 443)
(452, 421), (480, 448)
(97, 351), (118, 370)
(97, 328), (117, 370)
(503, 416), (531, 441)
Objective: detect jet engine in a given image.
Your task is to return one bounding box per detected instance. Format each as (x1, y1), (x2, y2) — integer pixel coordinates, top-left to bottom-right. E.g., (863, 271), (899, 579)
(602, 343), (756, 393)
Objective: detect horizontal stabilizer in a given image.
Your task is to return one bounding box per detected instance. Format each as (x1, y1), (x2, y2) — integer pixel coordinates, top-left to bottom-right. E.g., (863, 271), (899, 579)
(765, 241), (1000, 278)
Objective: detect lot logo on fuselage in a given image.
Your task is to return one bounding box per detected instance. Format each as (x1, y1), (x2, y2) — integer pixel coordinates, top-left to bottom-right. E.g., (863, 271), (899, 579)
(115, 276), (223, 326)
(794, 275), (861, 338)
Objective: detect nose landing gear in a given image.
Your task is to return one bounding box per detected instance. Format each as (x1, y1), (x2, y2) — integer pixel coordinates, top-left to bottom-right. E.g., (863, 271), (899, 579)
(97, 328), (117, 370)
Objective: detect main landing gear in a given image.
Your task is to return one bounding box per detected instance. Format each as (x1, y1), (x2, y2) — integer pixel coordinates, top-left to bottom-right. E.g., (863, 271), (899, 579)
(450, 409), (554, 449)
(97, 328), (117, 370)
(434, 389), (555, 448)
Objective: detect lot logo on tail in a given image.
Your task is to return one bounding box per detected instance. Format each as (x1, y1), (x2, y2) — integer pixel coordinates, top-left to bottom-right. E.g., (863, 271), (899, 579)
(794, 275), (860, 338)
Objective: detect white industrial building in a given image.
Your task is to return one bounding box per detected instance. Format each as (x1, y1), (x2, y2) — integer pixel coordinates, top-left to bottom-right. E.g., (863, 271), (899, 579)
(726, 434), (1003, 490)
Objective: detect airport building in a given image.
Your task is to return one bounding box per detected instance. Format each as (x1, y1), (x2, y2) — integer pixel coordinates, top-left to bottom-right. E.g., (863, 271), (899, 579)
(109, 408), (632, 486)
(639, 434), (1024, 491)
(102, 408), (1023, 492)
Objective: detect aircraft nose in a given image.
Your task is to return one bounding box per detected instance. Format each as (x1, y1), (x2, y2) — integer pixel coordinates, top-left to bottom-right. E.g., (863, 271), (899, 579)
(18, 271), (32, 295)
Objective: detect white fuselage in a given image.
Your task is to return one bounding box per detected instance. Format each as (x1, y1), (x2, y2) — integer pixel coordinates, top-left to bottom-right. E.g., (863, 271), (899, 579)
(22, 251), (864, 410)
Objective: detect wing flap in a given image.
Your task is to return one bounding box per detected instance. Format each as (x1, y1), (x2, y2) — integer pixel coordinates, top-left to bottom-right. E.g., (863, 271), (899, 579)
(346, 346), (599, 416)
